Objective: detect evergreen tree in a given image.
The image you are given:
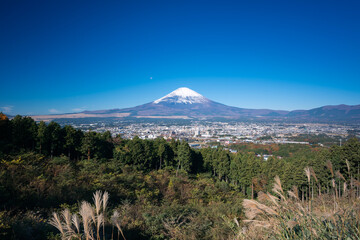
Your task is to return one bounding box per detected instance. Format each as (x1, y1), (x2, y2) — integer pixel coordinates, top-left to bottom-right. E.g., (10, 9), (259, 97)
(230, 154), (242, 186)
(95, 131), (114, 159)
(11, 115), (37, 151)
(0, 113), (12, 154)
(217, 151), (230, 181)
(158, 141), (166, 170)
(37, 121), (46, 154)
(64, 125), (77, 158)
(82, 131), (97, 160)
(46, 121), (64, 159)
(176, 141), (192, 174)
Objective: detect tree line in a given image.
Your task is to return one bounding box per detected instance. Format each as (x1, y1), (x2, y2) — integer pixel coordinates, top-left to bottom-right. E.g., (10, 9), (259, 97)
(1, 113), (360, 200)
(0, 114), (113, 160)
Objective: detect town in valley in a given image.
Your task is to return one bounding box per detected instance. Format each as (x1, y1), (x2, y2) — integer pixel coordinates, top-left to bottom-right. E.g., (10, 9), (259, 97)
(56, 118), (359, 149)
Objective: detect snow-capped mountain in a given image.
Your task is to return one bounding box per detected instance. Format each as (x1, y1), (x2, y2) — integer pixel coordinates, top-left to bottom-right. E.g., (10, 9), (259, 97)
(131, 87), (287, 119)
(153, 87), (209, 104)
(37, 87), (288, 120)
(31, 87), (360, 122)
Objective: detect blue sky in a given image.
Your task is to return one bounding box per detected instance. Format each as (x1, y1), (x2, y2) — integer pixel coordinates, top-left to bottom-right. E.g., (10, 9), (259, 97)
(0, 0), (359, 115)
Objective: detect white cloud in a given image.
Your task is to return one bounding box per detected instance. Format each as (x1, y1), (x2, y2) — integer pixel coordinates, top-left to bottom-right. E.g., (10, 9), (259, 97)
(49, 109), (60, 114)
(0, 106), (13, 113)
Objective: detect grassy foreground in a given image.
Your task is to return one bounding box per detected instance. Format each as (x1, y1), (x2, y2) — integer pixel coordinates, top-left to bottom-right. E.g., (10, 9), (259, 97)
(239, 174), (360, 240)
(48, 170), (360, 240)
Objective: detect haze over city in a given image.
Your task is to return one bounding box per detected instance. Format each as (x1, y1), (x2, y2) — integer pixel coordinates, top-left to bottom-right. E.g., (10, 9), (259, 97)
(1, 0), (359, 115)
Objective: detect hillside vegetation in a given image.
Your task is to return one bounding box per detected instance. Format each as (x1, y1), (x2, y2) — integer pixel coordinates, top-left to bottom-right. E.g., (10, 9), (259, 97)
(1, 114), (360, 239)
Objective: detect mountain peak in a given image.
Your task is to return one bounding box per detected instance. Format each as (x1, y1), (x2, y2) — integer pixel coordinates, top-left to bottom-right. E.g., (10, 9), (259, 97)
(153, 87), (208, 104)
(171, 87), (203, 97)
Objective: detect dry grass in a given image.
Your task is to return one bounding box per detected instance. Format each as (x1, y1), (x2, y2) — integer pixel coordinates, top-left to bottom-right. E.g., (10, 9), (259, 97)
(79, 201), (94, 240)
(48, 190), (123, 240)
(49, 212), (64, 236)
(102, 191), (109, 240)
(238, 171), (360, 240)
(111, 210), (127, 240)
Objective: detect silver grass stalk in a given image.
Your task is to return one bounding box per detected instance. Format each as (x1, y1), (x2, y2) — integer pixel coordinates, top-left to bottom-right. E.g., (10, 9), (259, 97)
(49, 212), (65, 236)
(332, 179), (336, 188)
(80, 201), (94, 240)
(326, 160), (334, 177)
(344, 182), (348, 195)
(93, 190), (103, 216)
(111, 210), (127, 240)
(274, 176), (283, 194)
(62, 209), (74, 234)
(242, 199), (278, 220)
(89, 205), (96, 231)
(272, 176), (286, 201)
(97, 213), (104, 240)
(266, 192), (280, 207)
(102, 191), (109, 240)
(288, 190), (299, 200)
(304, 167), (311, 201)
(292, 186), (299, 198)
(72, 214), (81, 234)
(310, 167), (318, 182)
(332, 179), (338, 199)
(103, 191), (109, 213)
(336, 170), (346, 181)
(234, 217), (240, 227)
(346, 159), (350, 174)
(93, 190), (102, 240)
(346, 159), (353, 195)
(304, 167), (311, 183)
(327, 161), (336, 200)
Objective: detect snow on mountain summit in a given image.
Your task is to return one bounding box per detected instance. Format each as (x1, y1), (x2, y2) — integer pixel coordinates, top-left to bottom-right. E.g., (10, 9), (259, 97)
(153, 87), (208, 104)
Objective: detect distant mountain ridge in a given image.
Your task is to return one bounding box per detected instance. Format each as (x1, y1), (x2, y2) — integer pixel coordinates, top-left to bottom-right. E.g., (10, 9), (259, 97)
(287, 104), (360, 121)
(31, 87), (360, 122)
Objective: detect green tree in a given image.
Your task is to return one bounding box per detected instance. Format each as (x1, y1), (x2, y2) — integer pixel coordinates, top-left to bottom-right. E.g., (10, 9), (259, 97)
(64, 125), (77, 159)
(201, 148), (215, 173)
(230, 154), (242, 186)
(46, 121), (64, 159)
(156, 139), (174, 170)
(82, 131), (97, 160)
(158, 142), (166, 170)
(0, 113), (12, 154)
(11, 115), (37, 151)
(94, 131), (114, 159)
(37, 121), (47, 154)
(176, 141), (192, 174)
(217, 151), (230, 181)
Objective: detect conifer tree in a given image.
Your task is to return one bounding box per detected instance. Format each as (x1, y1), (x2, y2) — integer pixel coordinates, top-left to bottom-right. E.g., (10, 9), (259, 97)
(176, 141), (192, 175)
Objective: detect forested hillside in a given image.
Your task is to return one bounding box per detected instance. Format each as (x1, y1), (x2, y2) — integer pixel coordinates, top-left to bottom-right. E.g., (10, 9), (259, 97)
(1, 113), (360, 239)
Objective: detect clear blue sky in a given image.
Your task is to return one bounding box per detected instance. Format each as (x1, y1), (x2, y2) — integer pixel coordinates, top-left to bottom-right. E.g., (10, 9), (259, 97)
(0, 0), (359, 115)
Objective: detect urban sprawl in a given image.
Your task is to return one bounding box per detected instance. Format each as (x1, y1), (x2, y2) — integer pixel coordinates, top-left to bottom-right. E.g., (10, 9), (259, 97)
(61, 120), (358, 149)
